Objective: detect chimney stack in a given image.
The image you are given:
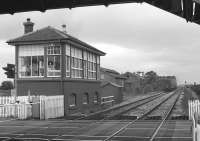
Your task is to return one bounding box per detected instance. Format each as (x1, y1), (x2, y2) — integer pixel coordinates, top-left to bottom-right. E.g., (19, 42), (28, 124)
(62, 24), (67, 33)
(23, 18), (34, 34)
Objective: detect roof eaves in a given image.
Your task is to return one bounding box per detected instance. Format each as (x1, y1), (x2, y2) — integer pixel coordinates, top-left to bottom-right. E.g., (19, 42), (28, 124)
(66, 36), (106, 56)
(100, 81), (109, 87)
(7, 39), (64, 46)
(109, 82), (123, 88)
(101, 81), (123, 88)
(115, 76), (127, 79)
(100, 67), (119, 75)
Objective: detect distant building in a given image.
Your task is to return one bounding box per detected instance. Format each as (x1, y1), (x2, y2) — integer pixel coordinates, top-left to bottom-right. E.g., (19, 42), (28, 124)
(100, 67), (125, 104)
(122, 72), (142, 95)
(157, 76), (177, 91)
(7, 18), (106, 115)
(100, 82), (123, 104)
(142, 75), (177, 93)
(100, 67), (126, 87)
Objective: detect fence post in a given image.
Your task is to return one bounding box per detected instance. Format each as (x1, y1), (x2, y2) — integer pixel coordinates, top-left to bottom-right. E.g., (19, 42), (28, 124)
(40, 96), (44, 120)
(189, 100), (191, 120)
(193, 112), (198, 141)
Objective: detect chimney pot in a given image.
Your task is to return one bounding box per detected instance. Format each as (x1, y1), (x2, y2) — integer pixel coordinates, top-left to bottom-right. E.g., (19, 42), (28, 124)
(62, 24), (67, 33)
(23, 18), (34, 34)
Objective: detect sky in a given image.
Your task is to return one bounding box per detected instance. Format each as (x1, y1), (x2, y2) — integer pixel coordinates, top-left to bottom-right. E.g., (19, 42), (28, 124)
(0, 3), (200, 84)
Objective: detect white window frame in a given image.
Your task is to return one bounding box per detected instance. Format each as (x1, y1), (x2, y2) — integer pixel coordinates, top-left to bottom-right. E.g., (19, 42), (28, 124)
(71, 47), (83, 79)
(88, 52), (97, 80)
(66, 44), (71, 77)
(66, 55), (70, 77)
(65, 45), (100, 80)
(18, 45), (44, 78)
(47, 44), (61, 77)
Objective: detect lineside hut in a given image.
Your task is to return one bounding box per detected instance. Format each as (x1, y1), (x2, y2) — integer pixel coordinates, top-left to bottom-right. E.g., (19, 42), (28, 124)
(100, 81), (123, 106)
(7, 18), (106, 116)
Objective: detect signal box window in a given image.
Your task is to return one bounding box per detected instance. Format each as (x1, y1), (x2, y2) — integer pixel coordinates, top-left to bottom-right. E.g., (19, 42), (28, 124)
(66, 44), (71, 77)
(18, 45), (44, 77)
(47, 44), (61, 77)
(71, 47), (83, 79)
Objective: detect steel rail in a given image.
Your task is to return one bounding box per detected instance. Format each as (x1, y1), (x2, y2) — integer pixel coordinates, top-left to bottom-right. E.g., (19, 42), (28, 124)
(115, 91), (177, 120)
(73, 92), (166, 137)
(103, 90), (178, 141)
(105, 94), (167, 120)
(77, 92), (164, 120)
(53, 92), (168, 141)
(149, 92), (181, 141)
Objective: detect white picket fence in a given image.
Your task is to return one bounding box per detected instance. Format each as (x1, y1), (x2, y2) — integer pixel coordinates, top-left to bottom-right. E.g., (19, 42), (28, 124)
(188, 99), (200, 141)
(0, 95), (64, 120)
(188, 99), (200, 120)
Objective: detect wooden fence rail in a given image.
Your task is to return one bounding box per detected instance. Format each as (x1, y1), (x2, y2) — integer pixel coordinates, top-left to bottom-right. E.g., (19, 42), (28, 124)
(188, 99), (200, 120)
(189, 99), (200, 141)
(0, 95), (64, 120)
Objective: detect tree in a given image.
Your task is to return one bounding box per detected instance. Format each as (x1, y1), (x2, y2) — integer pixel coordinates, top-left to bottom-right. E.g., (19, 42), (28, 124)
(0, 81), (14, 90)
(144, 71), (158, 84)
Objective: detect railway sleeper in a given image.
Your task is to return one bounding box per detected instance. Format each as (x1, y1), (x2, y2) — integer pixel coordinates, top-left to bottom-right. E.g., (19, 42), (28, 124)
(170, 115), (189, 120)
(145, 116), (162, 120)
(84, 114), (106, 120)
(109, 115), (138, 120)
(65, 115), (84, 120)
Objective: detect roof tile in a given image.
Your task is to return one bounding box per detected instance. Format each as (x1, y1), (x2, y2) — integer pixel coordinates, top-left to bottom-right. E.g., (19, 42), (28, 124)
(7, 26), (105, 56)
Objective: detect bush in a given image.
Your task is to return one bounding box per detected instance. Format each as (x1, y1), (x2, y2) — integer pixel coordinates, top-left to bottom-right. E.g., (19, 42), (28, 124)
(0, 81), (14, 90)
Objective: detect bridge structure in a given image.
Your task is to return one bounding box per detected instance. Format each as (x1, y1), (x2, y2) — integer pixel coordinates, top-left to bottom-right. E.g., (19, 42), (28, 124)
(1, 0), (200, 25)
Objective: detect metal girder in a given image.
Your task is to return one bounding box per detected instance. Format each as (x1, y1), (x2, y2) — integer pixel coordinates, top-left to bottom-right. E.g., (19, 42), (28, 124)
(0, 0), (199, 25)
(0, 0), (148, 14)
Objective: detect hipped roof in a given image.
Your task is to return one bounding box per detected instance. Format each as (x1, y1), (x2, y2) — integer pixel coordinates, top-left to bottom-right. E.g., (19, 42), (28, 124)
(101, 81), (123, 88)
(7, 26), (105, 56)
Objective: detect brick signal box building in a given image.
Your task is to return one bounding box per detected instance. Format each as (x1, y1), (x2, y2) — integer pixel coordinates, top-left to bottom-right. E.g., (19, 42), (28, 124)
(7, 19), (105, 115)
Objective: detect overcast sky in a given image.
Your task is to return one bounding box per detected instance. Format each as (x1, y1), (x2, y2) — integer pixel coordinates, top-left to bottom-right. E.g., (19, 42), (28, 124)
(0, 3), (200, 84)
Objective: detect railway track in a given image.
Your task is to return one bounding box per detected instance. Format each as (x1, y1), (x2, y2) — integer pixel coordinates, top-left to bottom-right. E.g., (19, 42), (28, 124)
(78, 92), (166, 120)
(0, 89), (187, 141)
(114, 92), (177, 120)
(142, 92), (180, 120)
(102, 89), (181, 141)
(80, 90), (180, 120)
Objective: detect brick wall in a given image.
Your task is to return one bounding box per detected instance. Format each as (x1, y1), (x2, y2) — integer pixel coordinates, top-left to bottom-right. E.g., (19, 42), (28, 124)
(16, 79), (102, 116)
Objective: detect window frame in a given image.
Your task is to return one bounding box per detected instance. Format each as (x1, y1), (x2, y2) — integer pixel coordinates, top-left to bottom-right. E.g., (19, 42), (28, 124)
(94, 92), (99, 104)
(66, 44), (71, 78)
(18, 45), (45, 78)
(65, 44), (100, 80)
(88, 53), (97, 80)
(71, 47), (83, 79)
(47, 44), (62, 77)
